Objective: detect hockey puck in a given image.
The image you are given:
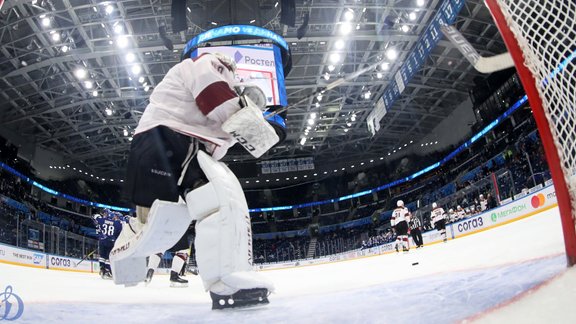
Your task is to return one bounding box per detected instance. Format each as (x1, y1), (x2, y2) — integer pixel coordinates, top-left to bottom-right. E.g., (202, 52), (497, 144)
(412, 262), (419, 266)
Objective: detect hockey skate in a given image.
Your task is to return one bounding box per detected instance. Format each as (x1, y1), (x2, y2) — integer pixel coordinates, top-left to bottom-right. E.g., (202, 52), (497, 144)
(169, 271), (188, 288)
(100, 268), (113, 280)
(144, 268), (155, 285)
(210, 288), (270, 310)
(188, 266), (199, 276)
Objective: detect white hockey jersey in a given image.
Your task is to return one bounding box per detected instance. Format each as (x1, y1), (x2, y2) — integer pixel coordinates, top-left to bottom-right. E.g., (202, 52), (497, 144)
(391, 207), (410, 226)
(135, 53), (242, 160)
(431, 207), (446, 225)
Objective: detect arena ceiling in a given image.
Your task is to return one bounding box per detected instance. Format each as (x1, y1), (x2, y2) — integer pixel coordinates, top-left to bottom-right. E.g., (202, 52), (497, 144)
(0, 0), (508, 181)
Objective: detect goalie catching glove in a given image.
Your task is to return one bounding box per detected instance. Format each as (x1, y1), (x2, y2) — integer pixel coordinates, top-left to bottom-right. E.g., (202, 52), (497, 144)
(222, 95), (279, 158)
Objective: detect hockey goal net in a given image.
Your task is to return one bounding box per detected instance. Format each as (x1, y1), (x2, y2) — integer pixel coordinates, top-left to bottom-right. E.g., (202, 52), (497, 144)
(485, 0), (576, 265)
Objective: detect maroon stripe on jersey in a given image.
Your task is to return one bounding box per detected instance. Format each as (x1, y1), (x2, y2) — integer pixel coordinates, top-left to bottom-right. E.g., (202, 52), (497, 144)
(195, 81), (237, 115)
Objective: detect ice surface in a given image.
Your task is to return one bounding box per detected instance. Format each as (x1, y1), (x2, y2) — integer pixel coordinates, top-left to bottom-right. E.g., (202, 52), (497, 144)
(1, 208), (575, 323)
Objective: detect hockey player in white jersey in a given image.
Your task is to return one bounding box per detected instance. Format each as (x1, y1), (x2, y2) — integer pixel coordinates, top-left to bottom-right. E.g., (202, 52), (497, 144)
(456, 205), (466, 220)
(110, 52), (278, 309)
(431, 202), (448, 242)
(391, 200), (411, 252)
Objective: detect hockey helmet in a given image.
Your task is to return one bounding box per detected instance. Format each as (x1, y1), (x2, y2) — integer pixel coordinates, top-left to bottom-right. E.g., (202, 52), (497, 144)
(397, 200), (404, 207)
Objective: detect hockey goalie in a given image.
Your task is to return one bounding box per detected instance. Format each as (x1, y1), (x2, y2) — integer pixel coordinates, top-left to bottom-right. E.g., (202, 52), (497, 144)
(110, 52), (278, 309)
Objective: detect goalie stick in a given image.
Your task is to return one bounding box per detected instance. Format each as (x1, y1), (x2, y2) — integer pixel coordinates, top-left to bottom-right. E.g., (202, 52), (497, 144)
(440, 24), (515, 73)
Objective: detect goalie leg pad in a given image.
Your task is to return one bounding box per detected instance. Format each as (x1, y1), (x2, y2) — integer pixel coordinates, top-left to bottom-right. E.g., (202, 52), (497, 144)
(187, 151), (274, 295)
(110, 200), (192, 286)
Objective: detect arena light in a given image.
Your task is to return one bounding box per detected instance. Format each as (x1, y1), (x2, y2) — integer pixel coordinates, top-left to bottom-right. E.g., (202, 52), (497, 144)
(41, 17), (50, 27)
(328, 65), (335, 72)
(315, 102), (320, 108)
(386, 48), (398, 60)
(126, 52), (136, 62)
(351, 114), (356, 121)
(417, 0), (425, 7)
(376, 72), (383, 79)
(347, 122), (352, 127)
(123, 129), (128, 136)
(307, 118), (315, 126)
(105, 108), (113, 116)
(300, 137), (306, 145)
(105, 5), (114, 15)
(364, 91), (371, 99)
(334, 39), (345, 50)
(343, 9), (354, 21)
(409, 12), (417, 21)
(316, 94), (323, 101)
(61, 45), (69, 53)
(84, 81), (93, 89)
(340, 23), (352, 35)
(92, 90), (98, 97)
(113, 24), (123, 34)
(401, 25), (410, 33)
(74, 68), (87, 79)
(329, 53), (341, 63)
(51, 32), (60, 42)
(381, 62), (390, 70)
(311, 112), (317, 119)
(131, 65), (142, 75)
(116, 36), (129, 48)
(324, 73), (330, 80)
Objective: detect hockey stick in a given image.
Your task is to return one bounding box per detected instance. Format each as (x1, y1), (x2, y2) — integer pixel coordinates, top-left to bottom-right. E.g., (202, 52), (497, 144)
(440, 24), (515, 73)
(75, 249), (97, 267)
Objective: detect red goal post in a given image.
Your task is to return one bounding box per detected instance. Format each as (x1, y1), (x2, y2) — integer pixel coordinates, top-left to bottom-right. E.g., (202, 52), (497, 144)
(485, 0), (576, 266)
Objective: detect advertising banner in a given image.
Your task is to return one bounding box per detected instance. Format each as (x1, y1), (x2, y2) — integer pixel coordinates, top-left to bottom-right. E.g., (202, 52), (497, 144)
(46, 254), (93, 272)
(0, 243), (46, 268)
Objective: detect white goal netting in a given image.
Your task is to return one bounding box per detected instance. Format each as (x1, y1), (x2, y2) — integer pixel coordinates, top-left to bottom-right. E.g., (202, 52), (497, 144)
(493, 0), (576, 223)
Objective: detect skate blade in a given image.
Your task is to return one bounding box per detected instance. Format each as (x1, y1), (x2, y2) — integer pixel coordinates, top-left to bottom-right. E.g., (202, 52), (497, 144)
(170, 282), (189, 288)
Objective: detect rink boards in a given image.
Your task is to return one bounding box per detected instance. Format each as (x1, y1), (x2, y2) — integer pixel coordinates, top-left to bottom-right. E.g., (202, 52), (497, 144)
(257, 184), (558, 270)
(0, 185), (558, 273)
(0, 243), (99, 272)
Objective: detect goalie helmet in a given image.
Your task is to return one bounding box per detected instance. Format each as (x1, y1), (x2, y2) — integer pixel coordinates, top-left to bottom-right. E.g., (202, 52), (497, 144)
(397, 200), (404, 207)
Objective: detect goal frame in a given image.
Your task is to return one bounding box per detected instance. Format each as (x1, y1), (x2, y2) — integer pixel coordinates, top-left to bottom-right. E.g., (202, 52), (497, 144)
(485, 0), (576, 266)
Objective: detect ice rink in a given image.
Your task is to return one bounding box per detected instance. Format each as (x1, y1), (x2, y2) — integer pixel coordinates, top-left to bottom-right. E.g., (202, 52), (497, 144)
(2, 207), (576, 323)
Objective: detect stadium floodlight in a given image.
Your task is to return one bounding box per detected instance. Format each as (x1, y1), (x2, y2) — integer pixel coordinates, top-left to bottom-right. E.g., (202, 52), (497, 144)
(340, 23), (352, 35)
(131, 65), (142, 75)
(329, 53), (341, 63)
(116, 36), (129, 48)
(334, 39), (345, 50)
(386, 48), (398, 60)
(126, 53), (136, 62)
(344, 10), (354, 21)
